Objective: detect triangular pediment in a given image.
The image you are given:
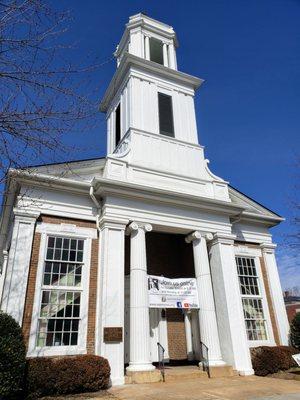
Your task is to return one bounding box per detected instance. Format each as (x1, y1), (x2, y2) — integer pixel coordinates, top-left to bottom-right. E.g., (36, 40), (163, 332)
(23, 157), (105, 183)
(229, 186), (282, 219)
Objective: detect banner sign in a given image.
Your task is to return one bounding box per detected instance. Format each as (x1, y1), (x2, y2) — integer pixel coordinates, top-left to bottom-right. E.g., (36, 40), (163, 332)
(148, 275), (199, 309)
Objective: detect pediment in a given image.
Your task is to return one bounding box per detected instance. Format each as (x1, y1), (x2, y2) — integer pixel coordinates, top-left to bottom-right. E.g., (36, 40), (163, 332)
(229, 186), (281, 219)
(24, 157), (106, 183)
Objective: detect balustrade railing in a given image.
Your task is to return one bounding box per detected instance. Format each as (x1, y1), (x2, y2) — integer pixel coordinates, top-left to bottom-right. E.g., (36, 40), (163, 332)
(157, 342), (166, 382)
(200, 341), (210, 378)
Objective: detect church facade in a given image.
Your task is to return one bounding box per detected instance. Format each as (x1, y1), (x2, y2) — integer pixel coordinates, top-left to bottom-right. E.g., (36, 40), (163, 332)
(0, 14), (289, 385)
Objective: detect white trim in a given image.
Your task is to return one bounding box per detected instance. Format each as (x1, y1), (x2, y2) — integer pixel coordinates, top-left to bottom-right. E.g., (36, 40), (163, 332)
(27, 224), (95, 357)
(36, 223), (97, 239)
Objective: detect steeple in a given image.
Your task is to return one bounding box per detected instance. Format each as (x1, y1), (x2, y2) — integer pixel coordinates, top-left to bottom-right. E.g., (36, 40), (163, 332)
(100, 13), (230, 203)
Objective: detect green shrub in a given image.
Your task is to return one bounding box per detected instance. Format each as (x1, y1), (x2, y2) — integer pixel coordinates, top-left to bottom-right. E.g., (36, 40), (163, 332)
(250, 345), (297, 376)
(290, 313), (300, 350)
(26, 355), (110, 399)
(0, 311), (26, 399)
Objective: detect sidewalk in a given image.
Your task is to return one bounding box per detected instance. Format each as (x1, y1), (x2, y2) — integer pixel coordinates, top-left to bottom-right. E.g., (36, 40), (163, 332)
(108, 375), (300, 400)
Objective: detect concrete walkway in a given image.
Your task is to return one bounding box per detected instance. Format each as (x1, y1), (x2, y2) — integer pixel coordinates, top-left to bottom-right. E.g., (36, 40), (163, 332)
(108, 375), (300, 400)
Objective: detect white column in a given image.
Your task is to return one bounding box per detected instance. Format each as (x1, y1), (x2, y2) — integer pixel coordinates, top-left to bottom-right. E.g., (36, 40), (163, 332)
(184, 311), (194, 361)
(168, 43), (177, 69)
(163, 43), (169, 67)
(209, 233), (253, 375)
(1, 209), (39, 325)
(97, 220), (126, 385)
(126, 222), (155, 372)
(186, 231), (225, 366)
(260, 243), (289, 345)
(145, 36), (150, 60)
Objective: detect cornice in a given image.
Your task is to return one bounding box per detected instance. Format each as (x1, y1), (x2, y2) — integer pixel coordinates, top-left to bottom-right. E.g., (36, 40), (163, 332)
(115, 13), (178, 58)
(231, 211), (284, 228)
(100, 53), (203, 112)
(92, 177), (244, 217)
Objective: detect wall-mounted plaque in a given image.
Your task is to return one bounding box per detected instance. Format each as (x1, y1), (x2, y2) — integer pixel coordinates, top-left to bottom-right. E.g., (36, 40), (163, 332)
(103, 327), (123, 342)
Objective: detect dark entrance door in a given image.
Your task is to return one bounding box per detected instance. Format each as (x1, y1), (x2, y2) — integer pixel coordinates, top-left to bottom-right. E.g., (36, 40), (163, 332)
(166, 308), (187, 362)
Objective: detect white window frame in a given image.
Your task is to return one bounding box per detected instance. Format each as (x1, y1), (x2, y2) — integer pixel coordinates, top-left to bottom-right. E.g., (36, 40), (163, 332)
(27, 222), (97, 357)
(234, 247), (275, 348)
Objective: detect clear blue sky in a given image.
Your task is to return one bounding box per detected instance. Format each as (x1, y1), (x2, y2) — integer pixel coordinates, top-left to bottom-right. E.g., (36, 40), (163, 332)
(54, 1), (300, 288)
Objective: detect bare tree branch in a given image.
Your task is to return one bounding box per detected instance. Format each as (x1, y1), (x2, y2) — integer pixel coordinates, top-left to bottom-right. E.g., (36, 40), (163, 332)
(0, 0), (112, 184)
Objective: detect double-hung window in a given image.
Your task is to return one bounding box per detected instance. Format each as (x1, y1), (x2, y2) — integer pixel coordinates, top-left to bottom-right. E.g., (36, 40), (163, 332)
(236, 256), (267, 341)
(36, 236), (85, 348)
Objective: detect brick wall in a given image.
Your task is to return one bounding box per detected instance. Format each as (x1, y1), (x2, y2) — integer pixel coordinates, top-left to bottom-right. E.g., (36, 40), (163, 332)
(23, 232), (41, 348)
(22, 214), (98, 354)
(235, 241), (280, 345)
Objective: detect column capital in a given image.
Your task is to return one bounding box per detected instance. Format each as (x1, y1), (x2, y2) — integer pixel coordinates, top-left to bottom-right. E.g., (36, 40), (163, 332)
(185, 231), (213, 244)
(210, 232), (236, 246)
(260, 242), (277, 254)
(13, 208), (40, 222)
(126, 221), (152, 235)
(98, 216), (128, 231)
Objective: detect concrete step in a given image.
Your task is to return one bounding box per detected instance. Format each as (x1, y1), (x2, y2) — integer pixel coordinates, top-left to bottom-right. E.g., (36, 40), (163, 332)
(124, 364), (236, 384)
(162, 366), (208, 382)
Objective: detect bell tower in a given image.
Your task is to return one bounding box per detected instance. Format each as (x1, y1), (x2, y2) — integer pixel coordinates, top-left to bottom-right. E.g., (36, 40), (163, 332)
(100, 13), (230, 202)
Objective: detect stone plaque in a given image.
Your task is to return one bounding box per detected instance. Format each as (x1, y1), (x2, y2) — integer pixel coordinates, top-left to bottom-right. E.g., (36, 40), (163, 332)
(103, 327), (123, 342)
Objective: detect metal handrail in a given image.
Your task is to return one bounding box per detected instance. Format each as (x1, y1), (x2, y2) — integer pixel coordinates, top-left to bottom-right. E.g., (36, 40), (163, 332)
(157, 342), (165, 382)
(200, 341), (210, 378)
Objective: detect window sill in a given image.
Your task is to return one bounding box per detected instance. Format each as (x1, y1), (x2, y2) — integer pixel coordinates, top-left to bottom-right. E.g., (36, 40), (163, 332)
(248, 340), (276, 348)
(27, 345), (87, 358)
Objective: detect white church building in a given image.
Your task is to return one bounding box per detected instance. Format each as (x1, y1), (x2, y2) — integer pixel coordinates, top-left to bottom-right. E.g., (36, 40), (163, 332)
(0, 14), (290, 385)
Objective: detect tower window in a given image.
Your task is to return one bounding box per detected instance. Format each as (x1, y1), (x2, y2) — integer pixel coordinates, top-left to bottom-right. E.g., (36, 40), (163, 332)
(115, 103), (121, 147)
(158, 93), (174, 137)
(150, 38), (164, 65)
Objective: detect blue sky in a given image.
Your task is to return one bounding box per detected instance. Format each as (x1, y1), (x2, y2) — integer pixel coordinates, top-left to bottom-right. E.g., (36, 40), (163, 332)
(47, 1), (300, 288)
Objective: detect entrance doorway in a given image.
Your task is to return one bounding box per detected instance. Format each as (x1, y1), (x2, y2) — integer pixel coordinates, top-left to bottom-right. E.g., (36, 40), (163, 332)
(124, 231), (200, 366)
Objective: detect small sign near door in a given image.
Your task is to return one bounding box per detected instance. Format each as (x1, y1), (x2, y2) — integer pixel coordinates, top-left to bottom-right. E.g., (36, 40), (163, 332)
(148, 275), (199, 309)
(103, 327), (123, 342)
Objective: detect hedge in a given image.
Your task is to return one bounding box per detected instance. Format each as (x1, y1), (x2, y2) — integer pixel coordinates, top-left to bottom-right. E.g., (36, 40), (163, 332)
(0, 312), (26, 399)
(290, 313), (300, 350)
(250, 346), (297, 376)
(26, 355), (110, 399)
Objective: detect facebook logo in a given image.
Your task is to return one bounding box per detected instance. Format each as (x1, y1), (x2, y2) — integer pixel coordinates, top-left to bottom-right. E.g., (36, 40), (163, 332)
(177, 302), (182, 308)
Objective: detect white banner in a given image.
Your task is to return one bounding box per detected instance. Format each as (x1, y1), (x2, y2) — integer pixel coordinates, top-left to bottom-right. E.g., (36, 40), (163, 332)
(292, 354), (300, 367)
(148, 275), (199, 309)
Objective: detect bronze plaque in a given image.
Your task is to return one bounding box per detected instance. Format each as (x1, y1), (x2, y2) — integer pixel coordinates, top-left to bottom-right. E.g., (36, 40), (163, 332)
(103, 327), (123, 342)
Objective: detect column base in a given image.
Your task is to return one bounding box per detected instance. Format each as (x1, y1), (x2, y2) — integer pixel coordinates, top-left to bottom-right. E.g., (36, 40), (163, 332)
(206, 359), (227, 367)
(238, 368), (254, 376)
(126, 362), (156, 372)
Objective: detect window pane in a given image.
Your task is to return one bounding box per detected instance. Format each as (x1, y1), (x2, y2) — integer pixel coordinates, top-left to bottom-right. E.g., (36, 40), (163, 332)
(42, 262), (82, 287)
(242, 298), (267, 341)
(150, 37), (164, 65)
(158, 93), (174, 137)
(37, 290), (81, 347)
(46, 237), (84, 263)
